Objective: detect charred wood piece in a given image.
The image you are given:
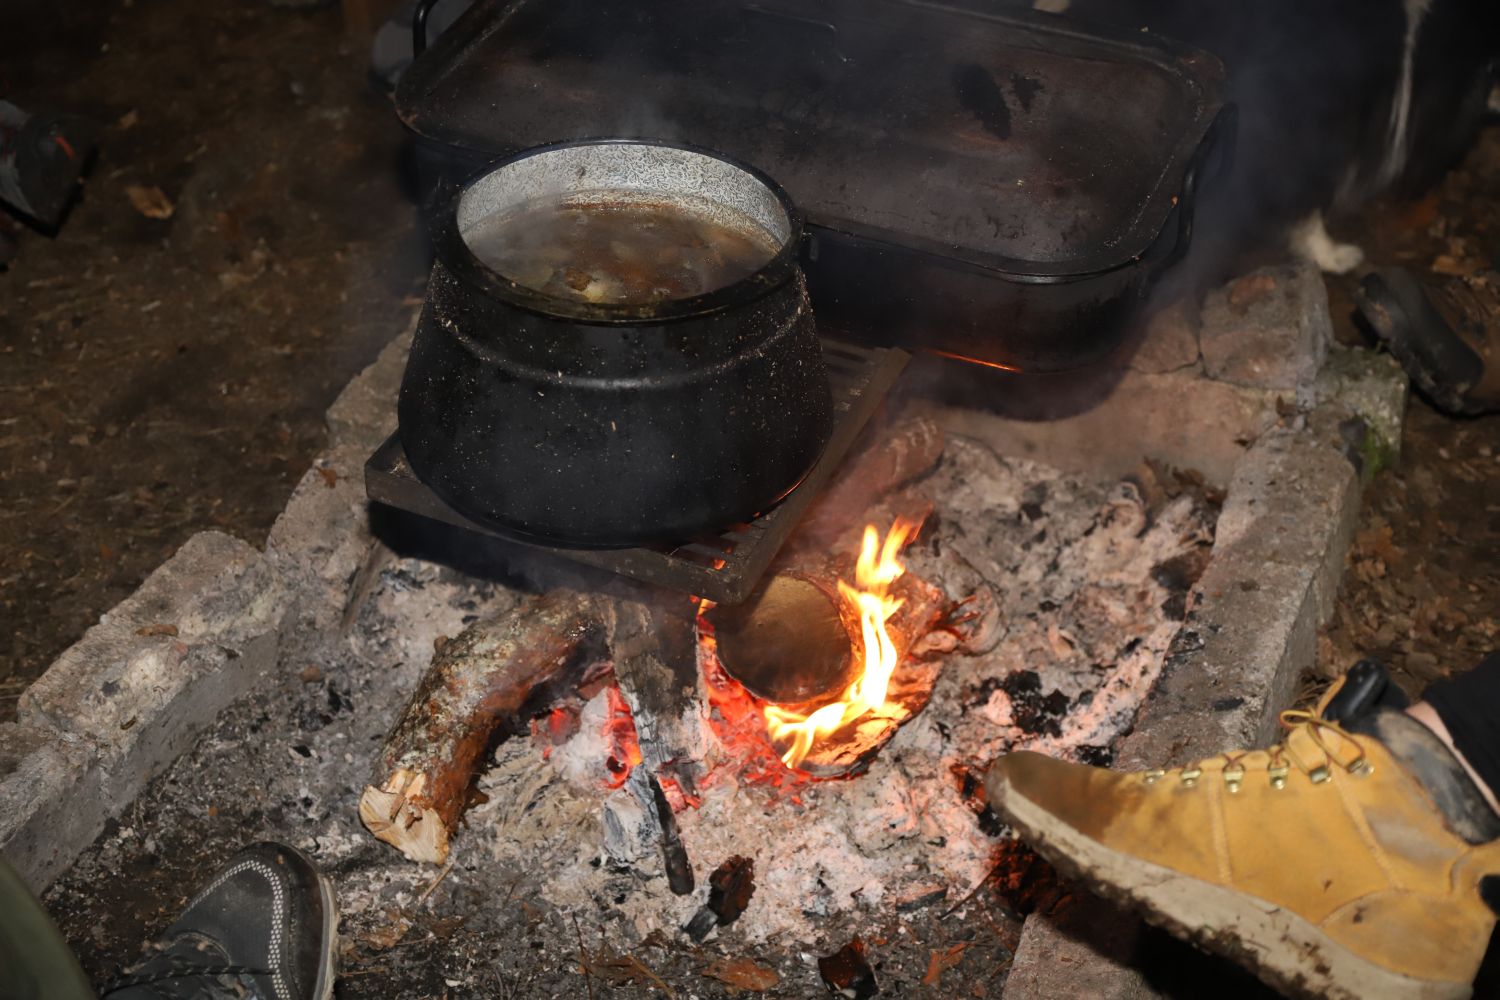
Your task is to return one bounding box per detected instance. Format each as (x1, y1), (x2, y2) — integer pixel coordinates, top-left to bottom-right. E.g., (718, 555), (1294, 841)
(684, 855), (755, 941)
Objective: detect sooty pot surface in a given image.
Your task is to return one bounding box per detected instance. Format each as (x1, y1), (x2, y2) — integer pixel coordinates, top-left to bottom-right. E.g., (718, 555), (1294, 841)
(398, 140), (834, 548)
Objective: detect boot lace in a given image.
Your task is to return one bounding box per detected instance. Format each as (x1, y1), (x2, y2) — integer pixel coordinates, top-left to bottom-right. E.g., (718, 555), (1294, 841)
(1143, 710), (1371, 791)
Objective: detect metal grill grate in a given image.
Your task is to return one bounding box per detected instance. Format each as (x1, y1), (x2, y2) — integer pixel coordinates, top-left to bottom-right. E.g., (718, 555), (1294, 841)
(365, 338), (909, 604)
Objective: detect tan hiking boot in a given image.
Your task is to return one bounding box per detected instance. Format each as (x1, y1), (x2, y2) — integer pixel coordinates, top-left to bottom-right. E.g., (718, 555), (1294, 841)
(985, 676), (1500, 1000)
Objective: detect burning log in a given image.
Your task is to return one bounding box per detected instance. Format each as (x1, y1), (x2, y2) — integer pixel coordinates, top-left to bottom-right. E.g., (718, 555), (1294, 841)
(360, 590), (610, 863)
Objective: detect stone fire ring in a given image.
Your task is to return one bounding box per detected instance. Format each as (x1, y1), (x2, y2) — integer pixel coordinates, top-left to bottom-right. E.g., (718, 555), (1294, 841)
(1, 261), (1407, 1000)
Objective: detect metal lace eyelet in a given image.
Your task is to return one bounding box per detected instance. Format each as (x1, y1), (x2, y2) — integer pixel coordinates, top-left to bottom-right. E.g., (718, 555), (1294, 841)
(1179, 767), (1202, 788)
(1223, 765), (1245, 794)
(1142, 769), (1166, 785)
(1308, 765), (1332, 785)
(1347, 759), (1373, 777)
(1268, 764), (1289, 789)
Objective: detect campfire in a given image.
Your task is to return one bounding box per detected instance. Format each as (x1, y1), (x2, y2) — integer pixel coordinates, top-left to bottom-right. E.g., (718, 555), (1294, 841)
(355, 414), (1218, 946)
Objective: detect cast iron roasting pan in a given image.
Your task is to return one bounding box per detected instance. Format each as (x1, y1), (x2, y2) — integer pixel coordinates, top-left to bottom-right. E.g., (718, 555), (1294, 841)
(396, 0), (1232, 371)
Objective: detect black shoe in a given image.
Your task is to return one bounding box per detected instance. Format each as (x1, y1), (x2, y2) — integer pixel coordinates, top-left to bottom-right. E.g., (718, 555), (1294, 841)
(0, 102), (97, 230)
(1356, 267), (1500, 415)
(102, 843), (337, 1000)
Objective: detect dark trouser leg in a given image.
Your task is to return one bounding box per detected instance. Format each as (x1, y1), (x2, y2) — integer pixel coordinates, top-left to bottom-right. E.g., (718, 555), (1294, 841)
(1424, 650), (1500, 801)
(0, 855), (96, 1000)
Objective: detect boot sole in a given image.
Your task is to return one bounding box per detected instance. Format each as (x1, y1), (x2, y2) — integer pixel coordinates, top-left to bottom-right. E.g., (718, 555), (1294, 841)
(994, 775), (1473, 1000)
(308, 855), (340, 1000)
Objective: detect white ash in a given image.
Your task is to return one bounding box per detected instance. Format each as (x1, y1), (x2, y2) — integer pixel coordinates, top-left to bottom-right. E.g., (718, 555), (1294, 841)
(451, 434), (1215, 947)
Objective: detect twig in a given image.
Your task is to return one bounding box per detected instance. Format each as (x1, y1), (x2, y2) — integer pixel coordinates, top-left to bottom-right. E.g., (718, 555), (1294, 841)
(415, 858), (455, 909)
(572, 914), (595, 1000)
(624, 954), (675, 998)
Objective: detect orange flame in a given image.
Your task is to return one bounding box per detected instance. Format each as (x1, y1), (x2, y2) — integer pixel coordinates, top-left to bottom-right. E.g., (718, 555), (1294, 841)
(763, 517), (920, 769)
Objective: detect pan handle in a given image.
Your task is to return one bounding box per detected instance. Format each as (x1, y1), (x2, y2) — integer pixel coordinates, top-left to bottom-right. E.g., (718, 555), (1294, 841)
(1143, 102), (1237, 284)
(412, 0), (442, 57)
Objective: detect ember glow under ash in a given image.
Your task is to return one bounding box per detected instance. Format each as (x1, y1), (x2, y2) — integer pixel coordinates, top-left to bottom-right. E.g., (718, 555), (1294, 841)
(765, 517), (921, 769)
(602, 685), (643, 788)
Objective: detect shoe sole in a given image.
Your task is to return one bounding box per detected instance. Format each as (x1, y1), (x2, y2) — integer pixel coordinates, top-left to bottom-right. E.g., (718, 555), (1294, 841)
(993, 775), (1472, 1000)
(309, 856), (340, 1000)
(276, 842), (341, 1000)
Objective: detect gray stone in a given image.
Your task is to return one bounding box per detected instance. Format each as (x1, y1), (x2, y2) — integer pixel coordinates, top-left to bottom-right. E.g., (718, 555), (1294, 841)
(1005, 896), (1153, 1000)
(1201, 262), (1332, 393)
(265, 442), (378, 632)
(0, 723), (94, 890)
(1315, 345), (1409, 476)
(14, 531), (285, 890)
(325, 325), (413, 453)
(1129, 296), (1201, 375)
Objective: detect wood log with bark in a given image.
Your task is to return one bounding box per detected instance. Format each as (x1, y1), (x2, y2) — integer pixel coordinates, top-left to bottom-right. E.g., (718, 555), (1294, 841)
(359, 590), (610, 863)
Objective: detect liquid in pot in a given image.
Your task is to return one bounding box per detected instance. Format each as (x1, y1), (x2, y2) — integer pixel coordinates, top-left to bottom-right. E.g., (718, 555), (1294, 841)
(463, 196), (781, 305)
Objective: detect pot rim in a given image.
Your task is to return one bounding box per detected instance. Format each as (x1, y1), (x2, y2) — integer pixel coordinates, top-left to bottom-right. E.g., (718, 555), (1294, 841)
(435, 137), (807, 326)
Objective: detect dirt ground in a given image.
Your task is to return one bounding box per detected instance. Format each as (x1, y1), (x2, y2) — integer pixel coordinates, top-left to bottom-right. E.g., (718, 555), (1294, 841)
(1319, 125), (1500, 696)
(0, 0), (427, 717)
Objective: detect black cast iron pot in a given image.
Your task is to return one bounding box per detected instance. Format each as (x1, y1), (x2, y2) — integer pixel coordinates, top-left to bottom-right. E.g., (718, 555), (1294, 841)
(398, 139), (834, 548)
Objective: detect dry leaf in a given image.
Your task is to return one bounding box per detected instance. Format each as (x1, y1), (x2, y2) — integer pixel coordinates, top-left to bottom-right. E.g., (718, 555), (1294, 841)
(126, 184), (174, 220)
(136, 623), (179, 637)
(317, 467), (339, 488)
(1431, 254), (1477, 277)
(922, 942), (971, 986)
(704, 956), (779, 992)
(361, 908), (411, 951)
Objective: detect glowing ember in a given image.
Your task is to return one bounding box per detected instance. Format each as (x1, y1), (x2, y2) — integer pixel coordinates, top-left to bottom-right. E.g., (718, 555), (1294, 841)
(603, 685), (643, 788)
(764, 517), (921, 768)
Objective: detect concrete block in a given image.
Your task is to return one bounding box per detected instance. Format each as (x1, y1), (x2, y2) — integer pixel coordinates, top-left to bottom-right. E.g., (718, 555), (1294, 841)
(13, 532), (284, 889)
(1200, 262), (1332, 393)
(265, 442), (378, 631)
(1211, 423), (1362, 624)
(1128, 296), (1201, 375)
(324, 325), (413, 454)
(1005, 895), (1152, 1000)
(0, 723), (94, 891)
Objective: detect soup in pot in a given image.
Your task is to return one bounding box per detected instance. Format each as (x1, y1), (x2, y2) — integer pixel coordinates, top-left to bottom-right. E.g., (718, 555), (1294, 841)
(463, 196), (782, 305)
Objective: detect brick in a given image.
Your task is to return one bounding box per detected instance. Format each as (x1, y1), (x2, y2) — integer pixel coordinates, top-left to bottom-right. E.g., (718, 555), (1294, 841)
(1200, 262), (1332, 392)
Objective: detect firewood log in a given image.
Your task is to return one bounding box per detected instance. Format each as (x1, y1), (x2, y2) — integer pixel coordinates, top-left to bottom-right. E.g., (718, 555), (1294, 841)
(359, 590), (609, 863)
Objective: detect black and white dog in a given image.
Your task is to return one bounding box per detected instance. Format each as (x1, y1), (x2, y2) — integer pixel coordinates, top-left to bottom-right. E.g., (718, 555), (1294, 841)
(1036, 0), (1498, 277)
